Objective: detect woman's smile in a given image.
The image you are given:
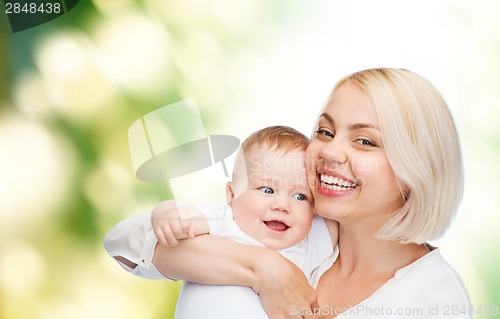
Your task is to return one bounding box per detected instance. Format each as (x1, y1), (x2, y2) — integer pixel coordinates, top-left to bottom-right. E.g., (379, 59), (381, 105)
(316, 170), (358, 197)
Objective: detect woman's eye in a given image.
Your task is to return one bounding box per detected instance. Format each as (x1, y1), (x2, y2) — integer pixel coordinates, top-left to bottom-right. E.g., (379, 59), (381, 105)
(315, 128), (334, 139)
(355, 139), (375, 147)
(292, 193), (307, 201)
(258, 187), (274, 194)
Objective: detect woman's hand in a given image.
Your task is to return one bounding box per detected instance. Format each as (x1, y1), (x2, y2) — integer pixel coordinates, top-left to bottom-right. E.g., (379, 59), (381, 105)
(251, 249), (320, 319)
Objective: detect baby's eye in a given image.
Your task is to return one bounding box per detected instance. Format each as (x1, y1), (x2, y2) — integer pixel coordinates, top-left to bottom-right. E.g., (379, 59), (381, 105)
(258, 187), (274, 194)
(292, 193), (307, 201)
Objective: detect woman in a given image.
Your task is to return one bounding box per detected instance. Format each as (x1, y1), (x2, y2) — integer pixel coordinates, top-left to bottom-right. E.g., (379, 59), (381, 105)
(300, 68), (470, 318)
(107, 68), (471, 318)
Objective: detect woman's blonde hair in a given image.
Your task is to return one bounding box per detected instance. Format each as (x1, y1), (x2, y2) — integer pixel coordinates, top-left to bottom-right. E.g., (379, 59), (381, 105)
(334, 68), (463, 244)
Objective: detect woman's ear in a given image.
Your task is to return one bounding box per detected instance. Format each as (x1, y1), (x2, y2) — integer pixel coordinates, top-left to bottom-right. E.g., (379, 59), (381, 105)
(225, 182), (235, 204)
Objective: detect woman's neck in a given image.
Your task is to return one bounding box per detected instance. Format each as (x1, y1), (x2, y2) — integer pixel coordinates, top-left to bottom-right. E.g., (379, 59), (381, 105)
(334, 221), (430, 279)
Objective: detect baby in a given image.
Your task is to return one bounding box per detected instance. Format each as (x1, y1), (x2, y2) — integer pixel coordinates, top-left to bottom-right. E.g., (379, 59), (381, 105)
(104, 126), (335, 318)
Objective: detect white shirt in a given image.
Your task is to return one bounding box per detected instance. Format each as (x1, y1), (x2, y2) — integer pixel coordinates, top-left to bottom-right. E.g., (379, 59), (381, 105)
(201, 203), (332, 278)
(103, 204), (333, 319)
(305, 246), (472, 319)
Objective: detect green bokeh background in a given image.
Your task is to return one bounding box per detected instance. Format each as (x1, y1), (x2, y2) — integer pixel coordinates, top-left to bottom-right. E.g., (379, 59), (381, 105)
(1, 1), (499, 318)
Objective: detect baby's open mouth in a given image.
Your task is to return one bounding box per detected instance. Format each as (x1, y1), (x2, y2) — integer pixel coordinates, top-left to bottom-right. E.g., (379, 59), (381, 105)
(264, 220), (290, 232)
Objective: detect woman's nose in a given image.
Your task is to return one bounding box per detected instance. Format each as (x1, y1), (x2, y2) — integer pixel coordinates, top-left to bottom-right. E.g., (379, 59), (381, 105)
(320, 137), (348, 165)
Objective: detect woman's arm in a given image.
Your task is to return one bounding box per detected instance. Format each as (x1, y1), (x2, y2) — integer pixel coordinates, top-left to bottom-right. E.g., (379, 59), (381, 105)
(152, 235), (319, 318)
(104, 208), (320, 318)
(152, 234), (257, 285)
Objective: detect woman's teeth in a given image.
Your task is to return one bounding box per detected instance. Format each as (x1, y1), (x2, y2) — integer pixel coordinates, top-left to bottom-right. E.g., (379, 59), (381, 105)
(320, 174), (357, 191)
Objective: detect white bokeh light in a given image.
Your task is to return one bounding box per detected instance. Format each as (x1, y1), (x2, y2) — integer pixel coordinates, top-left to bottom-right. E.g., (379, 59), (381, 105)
(93, 13), (172, 96)
(0, 242), (46, 297)
(35, 31), (118, 121)
(0, 116), (74, 233)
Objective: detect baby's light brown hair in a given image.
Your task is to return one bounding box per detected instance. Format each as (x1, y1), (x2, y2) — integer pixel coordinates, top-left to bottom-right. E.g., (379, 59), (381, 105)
(231, 126), (310, 184)
(241, 125), (310, 155)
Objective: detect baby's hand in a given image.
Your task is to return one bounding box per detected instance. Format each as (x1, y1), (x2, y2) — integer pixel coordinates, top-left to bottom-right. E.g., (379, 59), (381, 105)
(151, 201), (207, 247)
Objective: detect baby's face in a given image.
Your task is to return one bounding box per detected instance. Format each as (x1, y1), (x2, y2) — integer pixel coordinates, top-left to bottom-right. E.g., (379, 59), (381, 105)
(228, 146), (313, 250)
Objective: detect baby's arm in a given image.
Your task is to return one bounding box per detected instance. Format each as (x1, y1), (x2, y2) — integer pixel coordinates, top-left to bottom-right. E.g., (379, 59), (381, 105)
(151, 200), (209, 247)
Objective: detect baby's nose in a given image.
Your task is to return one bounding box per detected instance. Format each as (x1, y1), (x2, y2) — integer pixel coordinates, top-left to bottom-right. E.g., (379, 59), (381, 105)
(271, 196), (291, 213)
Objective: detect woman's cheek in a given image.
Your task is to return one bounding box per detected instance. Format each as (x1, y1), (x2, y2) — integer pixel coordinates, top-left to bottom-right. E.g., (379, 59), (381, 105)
(305, 149), (319, 189)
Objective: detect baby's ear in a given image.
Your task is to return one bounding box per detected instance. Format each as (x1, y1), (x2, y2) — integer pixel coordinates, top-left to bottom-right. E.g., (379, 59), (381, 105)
(225, 182), (235, 204)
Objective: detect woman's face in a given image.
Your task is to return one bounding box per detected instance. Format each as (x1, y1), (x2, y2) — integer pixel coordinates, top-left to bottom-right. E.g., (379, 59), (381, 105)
(306, 81), (404, 226)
